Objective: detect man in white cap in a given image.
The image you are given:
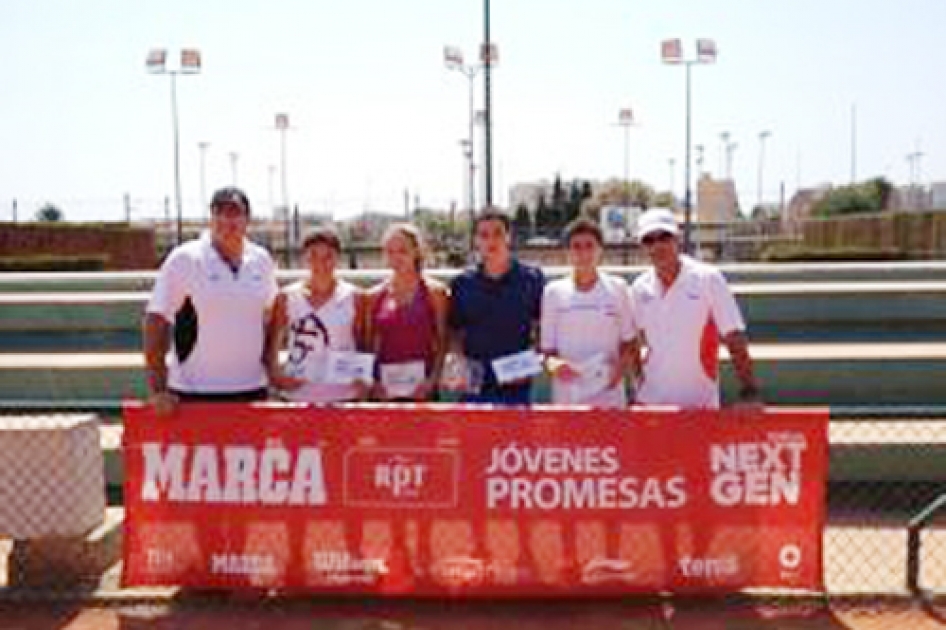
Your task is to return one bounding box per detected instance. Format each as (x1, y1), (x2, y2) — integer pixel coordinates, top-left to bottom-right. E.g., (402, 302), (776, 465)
(628, 208), (760, 408)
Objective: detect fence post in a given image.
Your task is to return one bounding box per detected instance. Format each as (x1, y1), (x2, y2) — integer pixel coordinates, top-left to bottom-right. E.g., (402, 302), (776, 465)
(906, 492), (946, 596)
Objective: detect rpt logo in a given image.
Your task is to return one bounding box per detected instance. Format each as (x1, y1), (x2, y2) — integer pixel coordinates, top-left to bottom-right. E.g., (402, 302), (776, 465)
(344, 448), (458, 508)
(374, 456), (428, 498)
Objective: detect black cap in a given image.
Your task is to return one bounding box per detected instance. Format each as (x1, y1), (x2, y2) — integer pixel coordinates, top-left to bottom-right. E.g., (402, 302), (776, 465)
(210, 187), (251, 215)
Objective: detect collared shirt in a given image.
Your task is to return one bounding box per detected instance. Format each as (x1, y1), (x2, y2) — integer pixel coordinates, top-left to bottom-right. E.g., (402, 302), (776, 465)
(449, 259), (545, 396)
(147, 231), (278, 394)
(541, 272), (635, 407)
(629, 255), (745, 409)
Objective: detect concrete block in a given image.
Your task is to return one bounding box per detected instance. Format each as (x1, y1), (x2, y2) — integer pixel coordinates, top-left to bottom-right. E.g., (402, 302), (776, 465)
(7, 507), (123, 588)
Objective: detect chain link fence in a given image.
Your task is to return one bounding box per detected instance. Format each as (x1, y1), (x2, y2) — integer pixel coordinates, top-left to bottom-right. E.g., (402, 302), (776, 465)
(0, 405), (943, 602)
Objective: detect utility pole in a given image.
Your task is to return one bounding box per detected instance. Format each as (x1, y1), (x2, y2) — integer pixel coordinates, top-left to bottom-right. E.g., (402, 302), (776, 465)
(757, 130), (772, 210)
(719, 131), (730, 178)
(483, 0), (495, 207)
(907, 149), (925, 210)
(850, 103), (857, 184)
(725, 140), (738, 180)
(198, 141), (211, 217)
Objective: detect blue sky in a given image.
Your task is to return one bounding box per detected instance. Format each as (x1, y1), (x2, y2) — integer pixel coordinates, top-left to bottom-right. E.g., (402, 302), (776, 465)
(1, 0), (944, 222)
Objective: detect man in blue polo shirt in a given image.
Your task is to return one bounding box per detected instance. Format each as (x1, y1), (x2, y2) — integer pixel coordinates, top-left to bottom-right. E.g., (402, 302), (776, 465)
(449, 210), (545, 404)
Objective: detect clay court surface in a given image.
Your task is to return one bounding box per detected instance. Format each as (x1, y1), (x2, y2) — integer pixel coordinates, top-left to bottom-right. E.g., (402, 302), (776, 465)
(2, 514), (945, 628)
(0, 598), (944, 630)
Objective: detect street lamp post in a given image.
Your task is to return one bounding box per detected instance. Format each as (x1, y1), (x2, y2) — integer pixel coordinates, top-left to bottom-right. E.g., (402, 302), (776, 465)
(725, 140), (738, 180)
(482, 0), (495, 208)
(444, 47), (480, 218)
(459, 138), (475, 221)
(275, 113), (291, 255)
(757, 130), (772, 211)
(617, 108), (634, 207)
(198, 141), (210, 218)
(661, 38), (716, 253)
(907, 148), (924, 209)
(445, 47), (488, 258)
(718, 131), (730, 177)
(267, 165), (276, 218)
(668, 158), (677, 198)
(146, 48), (201, 245)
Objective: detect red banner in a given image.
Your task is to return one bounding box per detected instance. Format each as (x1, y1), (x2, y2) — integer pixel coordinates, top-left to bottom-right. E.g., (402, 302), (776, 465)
(122, 403), (827, 595)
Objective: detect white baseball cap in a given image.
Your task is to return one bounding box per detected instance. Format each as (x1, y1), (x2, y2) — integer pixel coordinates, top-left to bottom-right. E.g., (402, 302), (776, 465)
(636, 208), (680, 242)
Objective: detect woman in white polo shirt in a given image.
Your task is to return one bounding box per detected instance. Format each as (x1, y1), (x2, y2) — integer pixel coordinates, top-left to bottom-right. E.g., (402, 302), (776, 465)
(541, 218), (636, 408)
(143, 187), (279, 415)
(628, 208), (760, 409)
(266, 226), (368, 403)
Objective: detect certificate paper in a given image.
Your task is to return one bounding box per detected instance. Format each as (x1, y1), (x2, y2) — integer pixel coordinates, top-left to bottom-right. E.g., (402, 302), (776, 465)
(326, 351), (375, 385)
(492, 350), (544, 384)
(380, 361), (426, 398)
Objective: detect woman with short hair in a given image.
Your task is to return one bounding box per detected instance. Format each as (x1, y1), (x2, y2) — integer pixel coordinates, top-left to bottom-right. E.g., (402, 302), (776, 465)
(267, 225), (368, 402)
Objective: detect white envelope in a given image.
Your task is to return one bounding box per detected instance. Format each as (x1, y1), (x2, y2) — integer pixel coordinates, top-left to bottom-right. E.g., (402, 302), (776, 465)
(380, 361), (426, 398)
(326, 351), (375, 385)
(492, 350), (544, 384)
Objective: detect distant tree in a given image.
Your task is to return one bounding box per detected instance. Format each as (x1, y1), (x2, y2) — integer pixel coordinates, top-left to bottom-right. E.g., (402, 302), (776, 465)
(751, 204), (780, 221)
(513, 203), (532, 243)
(584, 178), (632, 222)
(813, 177), (894, 217)
(411, 207), (463, 251)
(814, 187), (872, 216)
(546, 174), (566, 235)
(580, 180), (594, 202)
(579, 180), (596, 219)
(35, 203), (64, 222)
(564, 180), (583, 225)
(551, 175), (566, 212)
(626, 180), (656, 209)
(653, 191), (676, 209)
(584, 179), (623, 219)
(864, 177), (894, 210)
(535, 193), (554, 237)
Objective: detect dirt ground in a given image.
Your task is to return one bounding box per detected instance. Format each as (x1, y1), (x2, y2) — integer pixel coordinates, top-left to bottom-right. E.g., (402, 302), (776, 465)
(0, 598), (944, 630)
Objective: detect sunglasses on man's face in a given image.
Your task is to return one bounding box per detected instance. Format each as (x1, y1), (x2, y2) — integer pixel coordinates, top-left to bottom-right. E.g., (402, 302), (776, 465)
(641, 231), (675, 246)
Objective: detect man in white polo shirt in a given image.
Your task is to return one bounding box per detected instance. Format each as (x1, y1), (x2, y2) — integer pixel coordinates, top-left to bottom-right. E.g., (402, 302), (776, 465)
(542, 218), (636, 407)
(628, 208), (760, 408)
(143, 187), (279, 415)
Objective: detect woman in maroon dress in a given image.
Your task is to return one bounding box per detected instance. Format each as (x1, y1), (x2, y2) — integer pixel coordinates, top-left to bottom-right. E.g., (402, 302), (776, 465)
(365, 223), (449, 402)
